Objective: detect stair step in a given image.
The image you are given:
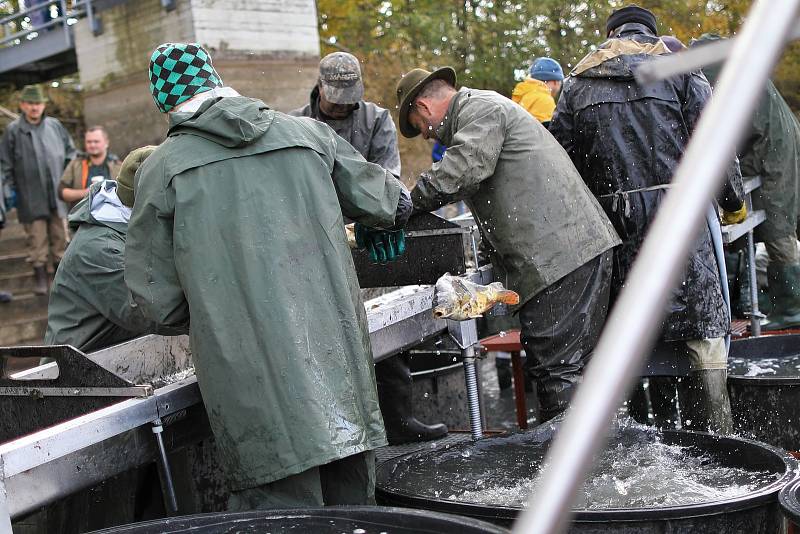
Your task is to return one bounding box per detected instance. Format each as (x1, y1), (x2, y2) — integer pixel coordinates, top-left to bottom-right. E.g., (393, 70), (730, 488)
(0, 235), (27, 255)
(0, 316), (47, 346)
(0, 272), (36, 293)
(1, 222), (26, 240)
(0, 253), (29, 276)
(2, 292), (49, 320)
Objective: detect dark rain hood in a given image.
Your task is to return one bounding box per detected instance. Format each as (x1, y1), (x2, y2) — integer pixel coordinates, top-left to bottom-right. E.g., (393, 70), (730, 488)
(551, 31), (744, 342)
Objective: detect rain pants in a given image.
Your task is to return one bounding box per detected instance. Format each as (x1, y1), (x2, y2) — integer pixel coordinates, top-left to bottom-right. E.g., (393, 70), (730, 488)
(125, 94), (406, 491)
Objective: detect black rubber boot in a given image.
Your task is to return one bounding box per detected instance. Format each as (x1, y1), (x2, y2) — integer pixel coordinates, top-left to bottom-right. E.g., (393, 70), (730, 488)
(376, 355), (448, 445)
(495, 356), (512, 390)
(33, 265), (48, 295)
(677, 370), (733, 434)
(0, 291), (11, 303)
(763, 263), (800, 330)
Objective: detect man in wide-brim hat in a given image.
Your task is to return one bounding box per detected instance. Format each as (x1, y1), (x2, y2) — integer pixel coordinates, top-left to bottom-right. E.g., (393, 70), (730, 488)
(0, 84), (76, 295)
(395, 66), (621, 422)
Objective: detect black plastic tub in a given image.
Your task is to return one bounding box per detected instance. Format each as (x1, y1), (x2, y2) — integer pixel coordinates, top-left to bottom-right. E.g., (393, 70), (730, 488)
(376, 425), (797, 532)
(779, 475), (800, 528)
(88, 506), (510, 533)
(728, 334), (800, 451)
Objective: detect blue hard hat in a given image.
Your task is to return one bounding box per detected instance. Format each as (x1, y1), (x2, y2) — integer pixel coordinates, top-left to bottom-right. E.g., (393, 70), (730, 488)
(530, 57), (564, 81)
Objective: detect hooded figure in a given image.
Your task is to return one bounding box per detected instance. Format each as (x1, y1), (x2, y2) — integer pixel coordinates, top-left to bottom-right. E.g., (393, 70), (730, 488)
(45, 147), (158, 352)
(126, 43), (411, 509)
(550, 6), (745, 434)
(694, 34), (800, 331)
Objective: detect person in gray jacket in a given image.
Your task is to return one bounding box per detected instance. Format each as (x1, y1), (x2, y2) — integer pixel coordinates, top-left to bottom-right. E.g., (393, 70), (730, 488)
(291, 52), (446, 444)
(290, 52), (401, 177)
(396, 67), (621, 422)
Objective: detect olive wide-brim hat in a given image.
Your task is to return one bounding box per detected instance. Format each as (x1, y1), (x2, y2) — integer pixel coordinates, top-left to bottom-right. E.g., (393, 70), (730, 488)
(396, 66), (457, 138)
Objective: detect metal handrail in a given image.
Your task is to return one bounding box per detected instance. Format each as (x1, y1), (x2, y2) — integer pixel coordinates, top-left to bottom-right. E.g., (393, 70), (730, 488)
(0, 0), (89, 48)
(512, 1), (800, 533)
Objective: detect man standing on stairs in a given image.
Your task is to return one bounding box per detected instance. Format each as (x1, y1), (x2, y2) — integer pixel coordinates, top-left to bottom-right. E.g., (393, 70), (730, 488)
(0, 84), (76, 295)
(59, 125), (122, 212)
(291, 51), (447, 444)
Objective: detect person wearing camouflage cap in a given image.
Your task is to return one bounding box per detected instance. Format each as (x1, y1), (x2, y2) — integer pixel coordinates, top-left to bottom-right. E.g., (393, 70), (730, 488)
(0, 84), (76, 295)
(292, 52), (445, 446)
(46, 146), (160, 352)
(127, 43), (412, 509)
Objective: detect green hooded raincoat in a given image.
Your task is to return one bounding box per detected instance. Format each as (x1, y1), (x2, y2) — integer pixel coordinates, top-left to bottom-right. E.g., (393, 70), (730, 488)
(125, 96), (403, 490)
(45, 181), (153, 352)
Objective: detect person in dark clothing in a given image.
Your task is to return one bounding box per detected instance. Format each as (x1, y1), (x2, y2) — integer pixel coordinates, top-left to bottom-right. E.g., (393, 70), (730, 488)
(550, 5), (746, 433)
(291, 52), (446, 444)
(694, 34), (800, 331)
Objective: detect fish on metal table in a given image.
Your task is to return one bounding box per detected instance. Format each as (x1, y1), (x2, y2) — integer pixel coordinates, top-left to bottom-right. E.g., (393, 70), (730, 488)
(432, 273), (519, 321)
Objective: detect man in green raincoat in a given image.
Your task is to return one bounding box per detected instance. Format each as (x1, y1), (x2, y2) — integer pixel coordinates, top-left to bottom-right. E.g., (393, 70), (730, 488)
(45, 147), (157, 352)
(396, 67), (621, 422)
(694, 34), (800, 330)
(126, 43), (411, 509)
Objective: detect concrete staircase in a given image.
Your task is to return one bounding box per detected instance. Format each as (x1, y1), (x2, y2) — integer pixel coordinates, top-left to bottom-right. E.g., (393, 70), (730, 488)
(0, 210), (48, 346)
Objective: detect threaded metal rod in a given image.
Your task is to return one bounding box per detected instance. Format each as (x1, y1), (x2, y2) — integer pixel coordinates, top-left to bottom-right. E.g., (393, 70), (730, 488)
(462, 347), (483, 440)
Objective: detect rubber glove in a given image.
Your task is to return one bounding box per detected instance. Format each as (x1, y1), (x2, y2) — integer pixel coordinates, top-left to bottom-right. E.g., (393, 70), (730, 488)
(721, 203), (747, 225)
(355, 223), (406, 264)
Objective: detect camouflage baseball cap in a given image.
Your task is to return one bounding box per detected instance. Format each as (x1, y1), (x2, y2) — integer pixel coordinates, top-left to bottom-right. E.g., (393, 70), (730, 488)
(318, 52), (364, 105)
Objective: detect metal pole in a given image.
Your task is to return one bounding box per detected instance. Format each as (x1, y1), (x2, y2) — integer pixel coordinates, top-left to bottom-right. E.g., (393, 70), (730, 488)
(747, 231), (761, 336)
(462, 346), (483, 439)
(512, 1), (800, 533)
(152, 418), (179, 515)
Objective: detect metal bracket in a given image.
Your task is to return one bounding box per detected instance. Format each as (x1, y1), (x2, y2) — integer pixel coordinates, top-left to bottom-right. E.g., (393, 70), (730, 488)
(446, 319), (478, 349)
(0, 386), (153, 397)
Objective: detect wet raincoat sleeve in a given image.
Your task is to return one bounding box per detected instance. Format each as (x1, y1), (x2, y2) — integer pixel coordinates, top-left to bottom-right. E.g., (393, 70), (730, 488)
(368, 110), (402, 178)
(549, 80), (577, 157)
(411, 101), (505, 213)
(330, 132), (409, 230)
(124, 158), (190, 331)
(681, 72), (744, 212)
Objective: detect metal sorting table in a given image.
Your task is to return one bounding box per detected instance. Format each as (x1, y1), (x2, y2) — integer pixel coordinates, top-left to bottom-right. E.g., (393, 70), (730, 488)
(0, 262), (493, 532)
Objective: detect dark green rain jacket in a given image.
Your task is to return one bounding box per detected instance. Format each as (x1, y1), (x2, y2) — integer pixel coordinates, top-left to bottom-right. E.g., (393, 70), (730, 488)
(413, 87), (620, 309)
(698, 35), (800, 242)
(125, 95), (404, 490)
(45, 181), (153, 352)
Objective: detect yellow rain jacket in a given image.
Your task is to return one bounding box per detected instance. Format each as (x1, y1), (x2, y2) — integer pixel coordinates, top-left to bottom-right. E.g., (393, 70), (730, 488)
(511, 77), (556, 123)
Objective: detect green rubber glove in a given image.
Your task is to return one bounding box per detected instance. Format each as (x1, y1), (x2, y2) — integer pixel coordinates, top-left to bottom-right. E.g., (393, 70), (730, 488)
(355, 223), (406, 264)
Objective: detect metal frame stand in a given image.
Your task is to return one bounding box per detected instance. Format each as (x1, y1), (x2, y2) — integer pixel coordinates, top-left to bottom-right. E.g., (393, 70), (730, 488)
(746, 230), (763, 336)
(151, 418), (179, 515)
(447, 319), (483, 439)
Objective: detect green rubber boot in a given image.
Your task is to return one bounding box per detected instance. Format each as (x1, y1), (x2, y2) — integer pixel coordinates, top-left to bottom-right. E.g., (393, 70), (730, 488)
(763, 263), (800, 331)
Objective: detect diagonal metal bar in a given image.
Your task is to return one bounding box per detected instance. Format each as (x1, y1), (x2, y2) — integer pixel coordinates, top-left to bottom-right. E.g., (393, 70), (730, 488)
(635, 24), (800, 84)
(512, 1), (800, 533)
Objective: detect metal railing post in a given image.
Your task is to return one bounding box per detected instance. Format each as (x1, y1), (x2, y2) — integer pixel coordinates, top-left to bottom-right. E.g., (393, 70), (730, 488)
(511, 1), (800, 533)
(0, 459), (11, 534)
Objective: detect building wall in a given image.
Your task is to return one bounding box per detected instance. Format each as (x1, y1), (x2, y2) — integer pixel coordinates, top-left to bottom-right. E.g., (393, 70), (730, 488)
(74, 0), (319, 156)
